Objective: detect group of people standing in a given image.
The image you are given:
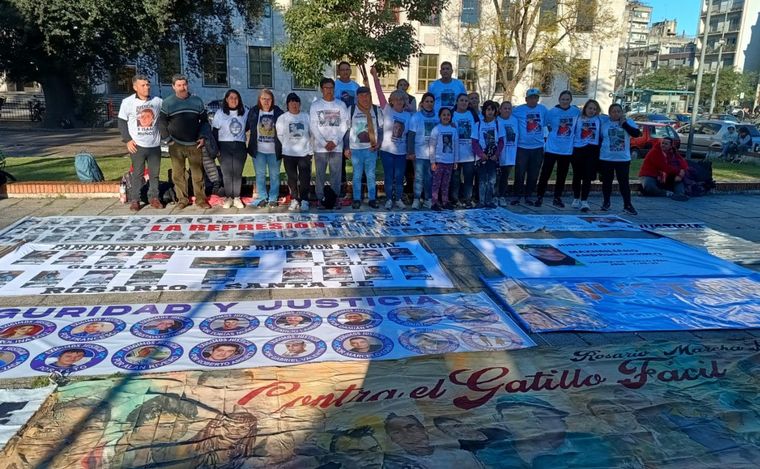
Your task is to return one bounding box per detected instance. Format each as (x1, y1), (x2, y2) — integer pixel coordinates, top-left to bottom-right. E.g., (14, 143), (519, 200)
(118, 62), (644, 215)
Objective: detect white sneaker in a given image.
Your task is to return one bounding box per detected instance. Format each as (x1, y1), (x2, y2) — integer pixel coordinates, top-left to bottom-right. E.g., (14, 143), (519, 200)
(300, 200), (310, 211)
(222, 198), (233, 209)
(288, 199), (300, 211)
(385, 199), (394, 210)
(411, 199), (421, 210)
(233, 198), (245, 209)
(571, 199), (581, 209)
(423, 200), (432, 209)
(580, 201), (590, 212)
(395, 200), (406, 210)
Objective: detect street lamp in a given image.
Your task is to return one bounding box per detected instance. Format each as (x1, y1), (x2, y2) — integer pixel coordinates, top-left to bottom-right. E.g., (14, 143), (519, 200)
(593, 45), (603, 100)
(709, 38), (726, 114)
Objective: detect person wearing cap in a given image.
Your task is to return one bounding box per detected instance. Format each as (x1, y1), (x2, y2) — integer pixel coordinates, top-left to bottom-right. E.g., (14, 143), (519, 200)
(493, 394), (613, 467)
(344, 86), (383, 209)
(310, 77), (350, 209)
(511, 88), (548, 206)
(427, 61), (467, 114)
(276, 93), (313, 211)
(212, 89), (249, 209)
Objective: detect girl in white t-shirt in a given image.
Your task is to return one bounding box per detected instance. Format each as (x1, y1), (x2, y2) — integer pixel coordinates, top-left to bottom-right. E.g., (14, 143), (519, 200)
(600, 103), (641, 215)
(570, 99), (603, 212)
(472, 100), (504, 208)
(496, 101), (519, 206)
(428, 107), (459, 210)
(212, 89), (249, 209)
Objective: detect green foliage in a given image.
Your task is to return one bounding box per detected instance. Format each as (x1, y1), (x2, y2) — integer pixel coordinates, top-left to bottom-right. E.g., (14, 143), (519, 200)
(278, 0), (445, 87)
(699, 69), (758, 107)
(635, 67), (693, 91)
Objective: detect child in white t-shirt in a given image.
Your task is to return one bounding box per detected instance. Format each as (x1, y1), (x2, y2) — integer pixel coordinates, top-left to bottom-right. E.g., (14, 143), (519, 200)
(428, 108), (459, 210)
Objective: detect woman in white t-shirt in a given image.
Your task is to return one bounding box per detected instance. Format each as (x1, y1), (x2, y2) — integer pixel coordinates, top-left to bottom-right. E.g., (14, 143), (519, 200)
(212, 89), (249, 209)
(600, 103), (642, 215)
(276, 93), (313, 212)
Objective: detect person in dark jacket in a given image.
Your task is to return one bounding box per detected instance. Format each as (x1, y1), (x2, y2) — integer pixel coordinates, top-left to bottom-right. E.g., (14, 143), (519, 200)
(158, 74), (211, 209)
(245, 89), (284, 208)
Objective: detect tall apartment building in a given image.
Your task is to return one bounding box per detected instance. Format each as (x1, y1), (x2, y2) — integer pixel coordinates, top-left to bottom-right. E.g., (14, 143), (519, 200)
(696, 0), (760, 72)
(621, 1), (653, 48)
(100, 0), (622, 112)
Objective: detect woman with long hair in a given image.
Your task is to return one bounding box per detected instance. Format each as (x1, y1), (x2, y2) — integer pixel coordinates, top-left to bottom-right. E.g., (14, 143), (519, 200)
(599, 103), (641, 215)
(245, 89), (284, 208)
(570, 99), (603, 212)
(212, 89), (248, 209)
(535, 90), (580, 208)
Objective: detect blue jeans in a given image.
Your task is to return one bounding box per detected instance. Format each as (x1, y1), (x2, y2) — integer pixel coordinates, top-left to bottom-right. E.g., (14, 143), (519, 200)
(477, 160), (498, 204)
(381, 151), (406, 201)
(413, 158), (432, 200)
(450, 161), (475, 202)
(253, 152), (281, 202)
(351, 148), (378, 200)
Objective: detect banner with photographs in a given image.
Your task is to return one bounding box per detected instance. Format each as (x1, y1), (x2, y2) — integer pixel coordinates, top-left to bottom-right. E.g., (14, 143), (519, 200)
(485, 275), (760, 333)
(0, 241), (452, 296)
(0, 385), (56, 449)
(0, 212), (539, 245)
(4, 337), (760, 468)
(0, 293), (534, 379)
(640, 222), (760, 265)
(469, 237), (752, 279)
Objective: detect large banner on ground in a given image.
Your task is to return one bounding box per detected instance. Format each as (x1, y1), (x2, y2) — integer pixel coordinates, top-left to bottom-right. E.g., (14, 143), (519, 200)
(485, 276), (760, 332)
(0, 385), (56, 449)
(640, 222), (760, 265)
(4, 337), (760, 468)
(0, 213), (642, 246)
(0, 241), (452, 296)
(470, 237), (752, 278)
(0, 293), (533, 379)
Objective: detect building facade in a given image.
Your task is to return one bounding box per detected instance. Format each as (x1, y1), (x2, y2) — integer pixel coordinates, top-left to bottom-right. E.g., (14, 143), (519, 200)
(696, 0), (760, 73)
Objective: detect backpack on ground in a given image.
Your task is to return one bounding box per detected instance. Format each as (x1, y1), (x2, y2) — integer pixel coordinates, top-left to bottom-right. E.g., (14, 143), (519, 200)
(321, 184), (337, 209)
(684, 159), (716, 197)
(74, 151), (104, 182)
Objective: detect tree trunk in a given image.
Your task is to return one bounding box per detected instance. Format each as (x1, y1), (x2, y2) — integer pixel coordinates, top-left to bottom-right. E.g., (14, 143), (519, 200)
(38, 72), (78, 129)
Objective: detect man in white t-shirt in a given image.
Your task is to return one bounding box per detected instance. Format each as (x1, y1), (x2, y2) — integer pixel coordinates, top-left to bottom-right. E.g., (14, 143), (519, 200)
(427, 61), (467, 114)
(309, 77), (349, 208)
(118, 74), (163, 212)
(334, 61), (361, 197)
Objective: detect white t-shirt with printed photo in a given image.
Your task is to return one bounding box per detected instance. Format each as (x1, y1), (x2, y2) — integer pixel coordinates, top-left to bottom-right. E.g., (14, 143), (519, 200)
(497, 115), (519, 166)
(429, 124), (459, 164)
(276, 111), (313, 157)
(118, 94), (163, 148)
(600, 117), (638, 162)
(348, 106), (383, 150)
(452, 110), (477, 162)
(212, 109), (248, 143)
(257, 111), (277, 154)
(410, 111), (440, 160)
(380, 106), (412, 156)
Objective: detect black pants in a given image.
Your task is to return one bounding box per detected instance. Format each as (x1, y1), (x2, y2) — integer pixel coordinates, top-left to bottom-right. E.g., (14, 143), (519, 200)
(571, 145), (600, 201)
(218, 141), (247, 198)
(599, 160), (632, 206)
(130, 145), (161, 202)
(497, 165), (513, 198)
(283, 155), (312, 202)
(536, 152), (571, 199)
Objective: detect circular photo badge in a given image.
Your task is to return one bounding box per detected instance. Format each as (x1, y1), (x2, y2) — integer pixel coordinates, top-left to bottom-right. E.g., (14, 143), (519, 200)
(328, 308), (383, 330)
(262, 334), (326, 363)
(189, 338), (256, 367)
(111, 341), (183, 371)
(332, 332), (393, 359)
(0, 320), (56, 344)
(31, 344), (107, 374)
(131, 316), (193, 339)
(388, 306), (442, 327)
(200, 314), (260, 337)
(399, 329), (459, 355)
(461, 327), (527, 351)
(59, 318), (126, 342)
(0, 346), (29, 373)
(443, 305), (500, 324)
(265, 311), (321, 333)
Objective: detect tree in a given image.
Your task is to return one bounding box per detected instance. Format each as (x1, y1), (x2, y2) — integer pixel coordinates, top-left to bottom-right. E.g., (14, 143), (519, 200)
(0, 1), (266, 127)
(278, 0), (446, 87)
(634, 67), (693, 92)
(449, 0), (618, 101)
(699, 69), (758, 110)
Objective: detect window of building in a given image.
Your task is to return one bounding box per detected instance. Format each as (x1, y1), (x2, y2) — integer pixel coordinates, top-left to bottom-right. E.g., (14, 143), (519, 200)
(158, 42), (182, 84)
(532, 61), (554, 95)
(495, 57), (517, 93)
(202, 44), (228, 87)
(461, 0), (480, 25)
(457, 55), (478, 91)
(417, 54), (439, 91)
(248, 46), (273, 88)
(568, 59), (590, 95)
(379, 69), (400, 91)
(576, 0), (596, 32)
(540, 0), (558, 27)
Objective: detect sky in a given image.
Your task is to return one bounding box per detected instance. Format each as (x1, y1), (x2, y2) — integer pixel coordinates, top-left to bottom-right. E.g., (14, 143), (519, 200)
(644, 0), (702, 37)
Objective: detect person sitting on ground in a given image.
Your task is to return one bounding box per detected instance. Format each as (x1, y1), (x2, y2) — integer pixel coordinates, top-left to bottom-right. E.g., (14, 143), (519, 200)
(721, 125), (739, 159)
(638, 138), (689, 201)
(735, 127), (753, 161)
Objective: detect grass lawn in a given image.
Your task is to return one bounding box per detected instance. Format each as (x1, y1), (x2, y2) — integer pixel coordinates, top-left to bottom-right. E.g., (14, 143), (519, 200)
(4, 154), (760, 183)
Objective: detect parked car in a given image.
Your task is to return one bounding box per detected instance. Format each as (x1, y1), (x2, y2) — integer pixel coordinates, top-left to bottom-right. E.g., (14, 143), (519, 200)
(629, 113), (677, 127)
(629, 122), (681, 159)
(675, 120), (759, 155)
(670, 113), (691, 128)
(709, 114), (739, 123)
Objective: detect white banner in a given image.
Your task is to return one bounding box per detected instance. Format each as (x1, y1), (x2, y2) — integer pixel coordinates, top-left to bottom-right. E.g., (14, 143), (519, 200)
(0, 294), (535, 379)
(469, 237), (753, 278)
(0, 211), (539, 244)
(527, 215), (639, 232)
(640, 223), (760, 265)
(0, 385), (56, 448)
(0, 241), (452, 296)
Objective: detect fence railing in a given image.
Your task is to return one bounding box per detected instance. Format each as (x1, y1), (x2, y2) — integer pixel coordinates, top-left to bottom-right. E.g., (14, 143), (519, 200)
(0, 94), (119, 127)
